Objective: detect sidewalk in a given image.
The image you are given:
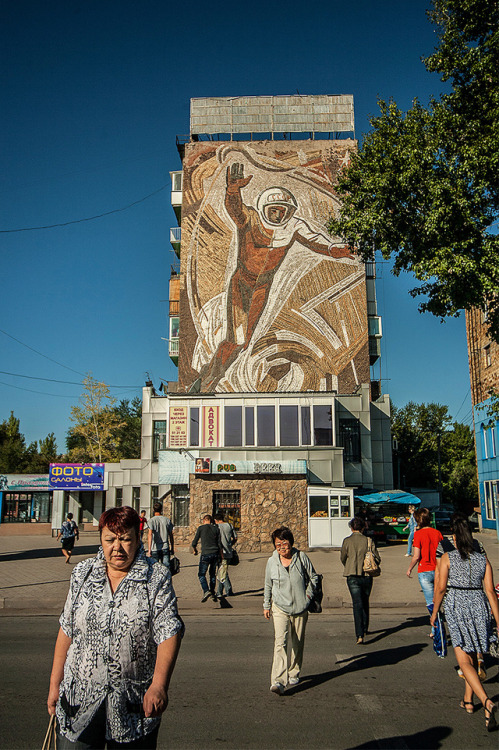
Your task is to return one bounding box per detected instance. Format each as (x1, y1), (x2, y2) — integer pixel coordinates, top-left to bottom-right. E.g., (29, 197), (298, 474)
(0, 531), (497, 616)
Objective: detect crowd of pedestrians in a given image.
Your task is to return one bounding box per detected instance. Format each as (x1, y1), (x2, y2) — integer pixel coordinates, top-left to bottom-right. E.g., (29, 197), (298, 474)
(49, 504), (498, 747)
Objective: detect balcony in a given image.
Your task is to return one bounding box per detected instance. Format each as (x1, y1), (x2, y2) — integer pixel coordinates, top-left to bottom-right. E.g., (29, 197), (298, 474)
(365, 261), (376, 278)
(169, 337), (179, 365)
(369, 337), (381, 365)
(170, 171), (183, 223)
(170, 226), (181, 256)
(169, 299), (179, 316)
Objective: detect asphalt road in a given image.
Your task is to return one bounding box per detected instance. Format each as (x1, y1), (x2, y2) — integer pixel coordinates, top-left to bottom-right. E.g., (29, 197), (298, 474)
(0, 613), (497, 750)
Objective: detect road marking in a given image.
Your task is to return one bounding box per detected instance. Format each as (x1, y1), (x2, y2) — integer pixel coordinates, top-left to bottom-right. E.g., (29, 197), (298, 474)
(355, 693), (409, 749)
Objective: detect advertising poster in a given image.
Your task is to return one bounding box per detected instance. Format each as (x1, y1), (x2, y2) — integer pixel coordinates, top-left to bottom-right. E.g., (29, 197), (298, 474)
(49, 464), (105, 491)
(169, 406), (188, 447)
(202, 405), (219, 447)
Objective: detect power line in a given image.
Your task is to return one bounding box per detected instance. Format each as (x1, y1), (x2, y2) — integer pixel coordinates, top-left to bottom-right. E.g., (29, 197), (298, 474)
(453, 388), (471, 421)
(0, 328), (85, 375)
(0, 182), (169, 233)
(0, 379), (75, 398)
(0, 370), (140, 388)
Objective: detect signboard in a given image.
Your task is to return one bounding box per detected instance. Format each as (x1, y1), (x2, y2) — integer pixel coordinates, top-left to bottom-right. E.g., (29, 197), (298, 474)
(49, 464), (105, 491)
(0, 474), (50, 491)
(202, 406), (219, 448)
(194, 458), (211, 473)
(213, 460), (307, 475)
(169, 406), (188, 448)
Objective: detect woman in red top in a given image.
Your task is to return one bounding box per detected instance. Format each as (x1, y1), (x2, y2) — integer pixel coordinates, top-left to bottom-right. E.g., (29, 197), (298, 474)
(406, 508), (443, 628)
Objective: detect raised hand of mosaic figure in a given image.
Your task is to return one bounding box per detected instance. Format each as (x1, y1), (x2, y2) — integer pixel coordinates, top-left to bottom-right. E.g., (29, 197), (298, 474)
(226, 162), (253, 190)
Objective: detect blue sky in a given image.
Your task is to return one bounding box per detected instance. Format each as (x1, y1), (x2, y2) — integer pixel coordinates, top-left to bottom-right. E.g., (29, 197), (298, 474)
(1, 0), (472, 451)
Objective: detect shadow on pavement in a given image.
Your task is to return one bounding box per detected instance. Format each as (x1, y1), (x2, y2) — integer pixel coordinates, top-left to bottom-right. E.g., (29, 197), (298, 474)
(344, 725), (452, 749)
(365, 615), (429, 644)
(0, 545), (99, 562)
(287, 643), (428, 695)
(233, 588), (264, 596)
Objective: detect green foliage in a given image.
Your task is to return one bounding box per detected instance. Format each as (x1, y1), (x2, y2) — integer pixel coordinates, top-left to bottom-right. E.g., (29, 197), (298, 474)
(66, 377), (142, 462)
(67, 374), (125, 462)
(391, 401), (478, 508)
(330, 0), (499, 340)
(0, 412), (59, 473)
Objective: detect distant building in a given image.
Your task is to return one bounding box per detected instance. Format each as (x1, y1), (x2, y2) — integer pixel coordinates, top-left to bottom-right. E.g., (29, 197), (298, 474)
(466, 307), (499, 531)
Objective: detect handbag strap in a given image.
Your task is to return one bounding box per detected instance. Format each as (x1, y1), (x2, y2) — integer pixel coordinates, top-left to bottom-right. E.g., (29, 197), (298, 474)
(42, 714), (56, 750)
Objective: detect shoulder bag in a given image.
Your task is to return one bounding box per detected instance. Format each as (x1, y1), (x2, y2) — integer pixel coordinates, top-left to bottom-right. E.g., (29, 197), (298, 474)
(363, 537), (381, 577)
(299, 552), (323, 613)
(169, 556), (180, 576)
(228, 549), (239, 566)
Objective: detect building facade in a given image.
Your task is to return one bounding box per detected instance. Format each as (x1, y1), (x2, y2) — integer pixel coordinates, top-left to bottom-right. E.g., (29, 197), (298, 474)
(466, 307), (499, 532)
(162, 95), (392, 551)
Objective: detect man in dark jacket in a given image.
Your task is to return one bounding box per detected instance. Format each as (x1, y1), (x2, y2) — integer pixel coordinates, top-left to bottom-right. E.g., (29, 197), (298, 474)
(192, 515), (223, 602)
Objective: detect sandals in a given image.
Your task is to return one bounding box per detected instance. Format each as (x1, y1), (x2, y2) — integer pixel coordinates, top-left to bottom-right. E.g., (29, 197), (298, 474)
(460, 700), (474, 714)
(484, 701), (497, 732)
(478, 660), (487, 682)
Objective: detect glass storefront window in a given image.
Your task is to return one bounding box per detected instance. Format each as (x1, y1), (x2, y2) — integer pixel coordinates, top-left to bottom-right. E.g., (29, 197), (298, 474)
(313, 405), (333, 445)
(245, 407), (255, 446)
(309, 495), (328, 518)
(280, 405), (299, 446)
(225, 406), (242, 446)
(257, 406), (275, 446)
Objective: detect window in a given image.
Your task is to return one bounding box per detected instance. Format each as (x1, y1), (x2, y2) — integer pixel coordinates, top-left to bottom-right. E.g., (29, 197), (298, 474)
(170, 316), (179, 340)
(80, 492), (95, 523)
(115, 488), (123, 507)
(172, 172), (183, 191)
(279, 405), (299, 446)
(313, 405), (333, 445)
(2, 493), (31, 522)
(257, 405), (275, 446)
(338, 418), (361, 462)
(368, 316), (382, 336)
(31, 492), (52, 523)
(245, 407), (255, 446)
(490, 425), (497, 457)
(150, 486), (159, 506)
(481, 424), (488, 459)
(301, 406), (311, 445)
(484, 345), (491, 367)
(153, 421), (167, 460)
(132, 487), (141, 512)
(213, 490), (241, 530)
(190, 407), (199, 446)
(225, 406), (242, 446)
(483, 481), (497, 521)
(172, 486), (190, 527)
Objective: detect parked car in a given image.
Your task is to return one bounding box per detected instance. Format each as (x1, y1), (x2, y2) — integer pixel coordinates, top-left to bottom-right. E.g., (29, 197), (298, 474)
(468, 511), (480, 532)
(432, 510), (452, 533)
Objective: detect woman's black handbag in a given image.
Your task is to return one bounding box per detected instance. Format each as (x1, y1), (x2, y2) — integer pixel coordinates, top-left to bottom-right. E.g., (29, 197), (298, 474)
(228, 549), (239, 566)
(299, 552), (323, 613)
(170, 556), (180, 576)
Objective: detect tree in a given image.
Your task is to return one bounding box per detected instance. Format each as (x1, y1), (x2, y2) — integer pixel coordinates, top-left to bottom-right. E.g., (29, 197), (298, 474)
(391, 401), (478, 508)
(111, 397), (142, 459)
(329, 0), (499, 340)
(0, 412), (27, 473)
(67, 374), (125, 462)
(24, 433), (60, 473)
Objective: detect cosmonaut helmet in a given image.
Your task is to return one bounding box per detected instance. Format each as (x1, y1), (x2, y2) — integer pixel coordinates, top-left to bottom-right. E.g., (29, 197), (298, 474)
(256, 187), (298, 226)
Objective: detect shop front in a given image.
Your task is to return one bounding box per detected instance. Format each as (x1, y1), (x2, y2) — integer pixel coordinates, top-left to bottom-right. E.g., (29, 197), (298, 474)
(0, 475), (53, 526)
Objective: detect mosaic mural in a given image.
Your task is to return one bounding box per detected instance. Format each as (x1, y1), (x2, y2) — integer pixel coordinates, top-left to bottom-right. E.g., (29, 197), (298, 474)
(178, 141), (369, 394)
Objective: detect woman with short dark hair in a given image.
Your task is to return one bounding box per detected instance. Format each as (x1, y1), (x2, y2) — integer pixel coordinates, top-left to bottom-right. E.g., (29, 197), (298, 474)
(47, 506), (183, 748)
(263, 526), (318, 695)
(341, 516), (380, 644)
(431, 515), (498, 730)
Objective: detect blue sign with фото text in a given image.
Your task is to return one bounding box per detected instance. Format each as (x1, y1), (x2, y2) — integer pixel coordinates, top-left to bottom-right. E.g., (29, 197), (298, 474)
(49, 463), (105, 491)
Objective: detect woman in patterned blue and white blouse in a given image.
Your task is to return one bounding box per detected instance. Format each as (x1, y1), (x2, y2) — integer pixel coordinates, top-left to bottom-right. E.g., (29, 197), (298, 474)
(47, 506), (183, 749)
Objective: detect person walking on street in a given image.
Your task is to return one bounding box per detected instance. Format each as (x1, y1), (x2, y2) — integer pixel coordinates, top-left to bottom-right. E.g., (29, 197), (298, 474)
(341, 516), (381, 644)
(192, 515), (223, 602)
(430, 514), (499, 731)
(406, 507), (443, 635)
(214, 512), (237, 598)
(57, 513), (79, 564)
(139, 510), (148, 541)
(403, 505), (417, 557)
(263, 526), (318, 695)
(147, 502), (174, 566)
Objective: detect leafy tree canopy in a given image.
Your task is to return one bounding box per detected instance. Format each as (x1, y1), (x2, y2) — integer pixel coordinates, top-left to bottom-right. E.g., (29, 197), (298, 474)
(330, 0), (499, 340)
(66, 376), (142, 462)
(0, 412), (59, 473)
(391, 401), (477, 508)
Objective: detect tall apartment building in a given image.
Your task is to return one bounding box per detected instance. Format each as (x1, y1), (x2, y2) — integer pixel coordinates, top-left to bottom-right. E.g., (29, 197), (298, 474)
(145, 95), (393, 551)
(466, 307), (499, 531)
